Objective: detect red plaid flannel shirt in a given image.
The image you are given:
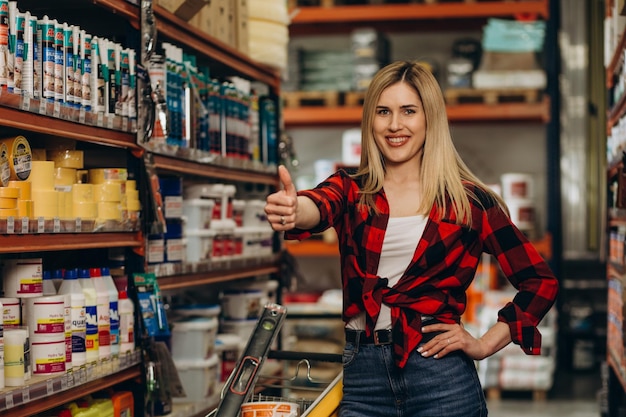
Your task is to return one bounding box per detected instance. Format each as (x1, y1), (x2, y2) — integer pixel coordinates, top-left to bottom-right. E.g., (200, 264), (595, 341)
(285, 170), (558, 368)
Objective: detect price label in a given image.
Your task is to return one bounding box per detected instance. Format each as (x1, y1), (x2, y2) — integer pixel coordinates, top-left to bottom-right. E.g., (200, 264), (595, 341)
(6, 216), (14, 234)
(47, 379), (54, 395)
(21, 217), (28, 234)
(53, 218), (60, 233)
(37, 217), (45, 233)
(22, 388), (29, 403)
(97, 112), (104, 127)
(39, 99), (46, 114)
(75, 218), (82, 232)
(21, 96), (30, 111)
(5, 393), (13, 408)
(79, 108), (86, 124)
(53, 101), (61, 118)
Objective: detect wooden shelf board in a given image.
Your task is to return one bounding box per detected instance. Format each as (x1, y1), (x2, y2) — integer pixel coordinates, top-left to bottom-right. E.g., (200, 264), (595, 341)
(285, 240), (339, 257)
(0, 232), (142, 253)
(8, 365), (142, 416)
(158, 263), (280, 291)
(152, 154), (279, 186)
(290, 1), (549, 28)
(285, 233), (552, 260)
(284, 98), (550, 127)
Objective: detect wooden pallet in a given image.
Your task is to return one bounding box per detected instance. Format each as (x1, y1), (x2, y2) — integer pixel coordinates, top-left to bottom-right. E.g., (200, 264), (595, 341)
(288, 0), (515, 6)
(282, 90), (341, 108)
(485, 387), (548, 402)
(344, 91), (366, 106)
(444, 88), (541, 105)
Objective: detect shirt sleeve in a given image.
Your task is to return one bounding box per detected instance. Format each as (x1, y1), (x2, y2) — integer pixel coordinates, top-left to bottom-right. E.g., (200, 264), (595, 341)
(478, 197), (559, 355)
(284, 171), (348, 241)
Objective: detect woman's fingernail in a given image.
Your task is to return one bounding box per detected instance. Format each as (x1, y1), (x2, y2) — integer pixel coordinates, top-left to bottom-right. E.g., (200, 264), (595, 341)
(434, 354), (439, 359)
(417, 347), (423, 353)
(421, 350), (428, 356)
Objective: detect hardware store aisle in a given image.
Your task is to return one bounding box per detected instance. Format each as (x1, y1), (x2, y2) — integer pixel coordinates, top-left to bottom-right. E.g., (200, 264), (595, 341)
(487, 368), (602, 416)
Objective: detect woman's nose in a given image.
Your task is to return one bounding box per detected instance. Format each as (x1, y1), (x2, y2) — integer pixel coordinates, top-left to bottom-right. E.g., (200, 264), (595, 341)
(389, 113), (402, 130)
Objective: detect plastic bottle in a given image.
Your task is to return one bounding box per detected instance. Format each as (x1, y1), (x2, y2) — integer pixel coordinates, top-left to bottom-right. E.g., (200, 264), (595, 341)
(101, 267), (119, 357)
(90, 267), (110, 362)
(118, 290), (135, 355)
(58, 268), (86, 369)
(42, 270), (57, 296)
(52, 268), (64, 292)
(78, 268), (98, 365)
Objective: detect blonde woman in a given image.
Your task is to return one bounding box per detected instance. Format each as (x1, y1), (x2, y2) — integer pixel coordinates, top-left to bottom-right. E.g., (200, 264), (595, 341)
(265, 61), (558, 416)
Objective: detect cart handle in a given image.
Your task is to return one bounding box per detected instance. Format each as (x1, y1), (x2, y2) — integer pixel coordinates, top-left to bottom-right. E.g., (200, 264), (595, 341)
(268, 350), (342, 363)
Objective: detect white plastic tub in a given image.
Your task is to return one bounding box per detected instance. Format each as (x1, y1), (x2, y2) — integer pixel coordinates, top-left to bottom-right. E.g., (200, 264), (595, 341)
(171, 316), (219, 360)
(173, 354), (220, 403)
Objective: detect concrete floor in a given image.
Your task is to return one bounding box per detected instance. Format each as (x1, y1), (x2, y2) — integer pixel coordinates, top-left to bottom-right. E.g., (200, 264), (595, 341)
(486, 368), (603, 417)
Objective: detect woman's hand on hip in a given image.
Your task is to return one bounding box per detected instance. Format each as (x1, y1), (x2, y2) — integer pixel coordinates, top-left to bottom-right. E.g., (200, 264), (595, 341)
(417, 322), (489, 361)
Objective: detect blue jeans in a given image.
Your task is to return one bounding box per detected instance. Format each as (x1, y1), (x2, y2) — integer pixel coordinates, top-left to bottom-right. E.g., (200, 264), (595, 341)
(340, 335), (488, 417)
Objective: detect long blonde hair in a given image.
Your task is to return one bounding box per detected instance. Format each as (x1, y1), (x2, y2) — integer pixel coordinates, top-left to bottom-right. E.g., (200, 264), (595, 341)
(353, 60), (508, 225)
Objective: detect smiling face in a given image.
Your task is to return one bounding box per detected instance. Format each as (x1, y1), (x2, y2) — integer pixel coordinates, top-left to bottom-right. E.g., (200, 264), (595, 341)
(373, 81), (426, 169)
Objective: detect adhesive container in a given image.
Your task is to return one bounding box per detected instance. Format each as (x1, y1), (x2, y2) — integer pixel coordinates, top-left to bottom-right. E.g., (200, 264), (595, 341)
(173, 354), (220, 403)
(215, 333), (243, 382)
(23, 295), (66, 336)
(184, 229), (215, 263)
(500, 172), (534, 200)
(31, 333), (66, 375)
(183, 198), (216, 230)
(221, 289), (265, 320)
(240, 401), (300, 417)
(2, 258), (43, 298)
(242, 199), (268, 228)
(0, 297), (21, 328)
(4, 327), (28, 386)
(185, 183), (224, 221)
(219, 318), (258, 343)
(170, 316), (219, 360)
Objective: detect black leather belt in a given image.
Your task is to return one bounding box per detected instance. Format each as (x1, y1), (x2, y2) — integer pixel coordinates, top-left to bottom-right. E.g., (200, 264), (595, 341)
(345, 329), (393, 345)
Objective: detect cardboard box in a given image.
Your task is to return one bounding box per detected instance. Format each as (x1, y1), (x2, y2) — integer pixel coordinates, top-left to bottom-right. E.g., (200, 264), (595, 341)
(188, 3), (214, 36)
(234, 0), (249, 54)
(157, 0), (210, 21)
(478, 51), (539, 71)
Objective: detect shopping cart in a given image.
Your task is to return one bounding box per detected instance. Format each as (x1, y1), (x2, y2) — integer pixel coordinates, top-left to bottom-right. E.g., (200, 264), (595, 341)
(206, 303), (343, 417)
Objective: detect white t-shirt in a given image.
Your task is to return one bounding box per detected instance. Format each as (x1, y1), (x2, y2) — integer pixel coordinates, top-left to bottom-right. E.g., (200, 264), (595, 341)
(347, 215), (428, 331)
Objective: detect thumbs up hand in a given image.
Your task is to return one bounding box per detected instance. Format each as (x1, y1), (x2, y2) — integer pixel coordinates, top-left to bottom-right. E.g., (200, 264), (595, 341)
(265, 165), (298, 230)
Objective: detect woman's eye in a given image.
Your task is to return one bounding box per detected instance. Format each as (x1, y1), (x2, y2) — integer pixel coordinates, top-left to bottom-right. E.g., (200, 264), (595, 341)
(377, 109), (390, 115)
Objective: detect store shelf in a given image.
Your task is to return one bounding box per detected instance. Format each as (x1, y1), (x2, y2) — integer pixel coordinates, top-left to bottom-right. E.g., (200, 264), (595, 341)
(0, 231), (142, 253)
(283, 97), (551, 127)
(158, 261), (281, 291)
(90, 0), (280, 89)
(286, 232), (552, 260)
(152, 154), (279, 186)
(0, 94), (137, 150)
(289, 1), (549, 34)
(0, 350), (142, 415)
(607, 25), (626, 88)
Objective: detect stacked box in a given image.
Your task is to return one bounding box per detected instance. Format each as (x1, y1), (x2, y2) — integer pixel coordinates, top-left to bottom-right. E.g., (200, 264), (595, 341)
(300, 50), (354, 92)
(473, 18), (547, 90)
(157, 0), (210, 21)
(475, 290), (558, 392)
(351, 28), (390, 91)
